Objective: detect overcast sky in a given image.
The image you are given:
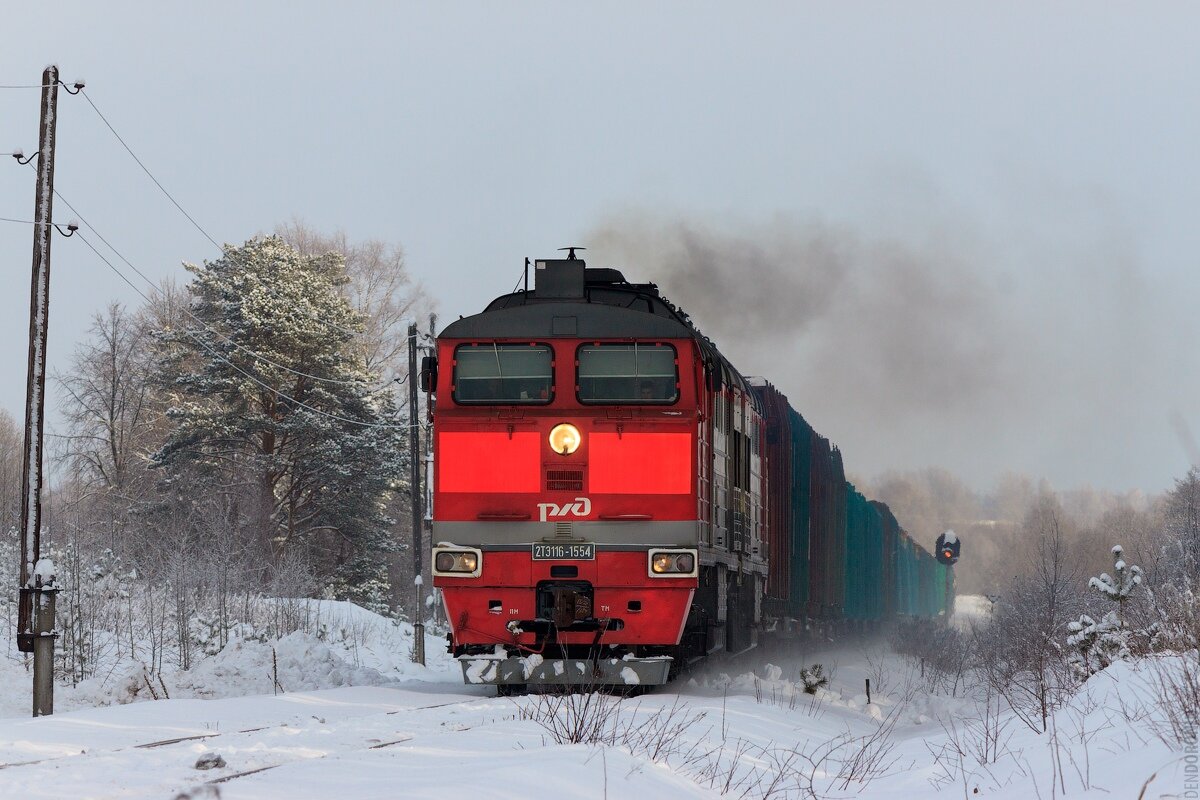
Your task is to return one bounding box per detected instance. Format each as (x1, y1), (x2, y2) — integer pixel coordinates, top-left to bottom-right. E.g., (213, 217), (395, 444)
(2, 3), (1197, 493)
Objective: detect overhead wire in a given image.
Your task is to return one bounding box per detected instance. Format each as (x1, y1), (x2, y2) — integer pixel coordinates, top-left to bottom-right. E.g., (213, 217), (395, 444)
(79, 89), (221, 252)
(19, 160), (382, 390)
(77, 87), (360, 338)
(9, 83), (423, 428)
(42, 172), (369, 391)
(74, 230), (410, 428)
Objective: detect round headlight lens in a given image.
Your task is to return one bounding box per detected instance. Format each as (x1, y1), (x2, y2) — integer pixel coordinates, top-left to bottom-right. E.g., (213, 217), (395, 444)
(651, 553), (674, 574)
(548, 423), (582, 455)
(435, 552), (454, 572)
(675, 553), (695, 573)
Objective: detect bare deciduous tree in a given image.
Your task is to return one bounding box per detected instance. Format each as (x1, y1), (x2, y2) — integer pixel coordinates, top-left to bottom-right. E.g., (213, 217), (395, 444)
(974, 495), (1083, 732)
(0, 411), (23, 536)
(55, 303), (156, 492)
(53, 302), (164, 557)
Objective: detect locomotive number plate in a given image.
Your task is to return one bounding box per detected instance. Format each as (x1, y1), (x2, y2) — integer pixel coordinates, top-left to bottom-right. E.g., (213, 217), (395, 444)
(532, 543), (595, 561)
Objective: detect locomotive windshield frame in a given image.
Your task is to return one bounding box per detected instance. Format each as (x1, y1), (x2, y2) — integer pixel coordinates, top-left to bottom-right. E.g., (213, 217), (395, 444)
(452, 342), (554, 404)
(576, 342), (679, 405)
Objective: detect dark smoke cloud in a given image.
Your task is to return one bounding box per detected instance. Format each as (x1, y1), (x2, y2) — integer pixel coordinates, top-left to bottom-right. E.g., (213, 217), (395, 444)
(589, 214), (1007, 415)
(586, 206), (1190, 491)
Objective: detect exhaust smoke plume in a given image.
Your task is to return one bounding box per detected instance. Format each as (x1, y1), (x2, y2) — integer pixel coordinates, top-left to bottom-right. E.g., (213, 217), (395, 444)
(587, 208), (1192, 491)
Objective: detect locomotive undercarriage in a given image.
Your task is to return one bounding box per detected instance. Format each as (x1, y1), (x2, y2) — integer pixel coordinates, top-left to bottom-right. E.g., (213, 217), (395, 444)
(452, 578), (678, 689)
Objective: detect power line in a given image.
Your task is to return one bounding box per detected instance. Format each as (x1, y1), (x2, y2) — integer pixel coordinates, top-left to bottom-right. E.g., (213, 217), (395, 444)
(77, 88), (360, 338)
(74, 231), (410, 429)
(48, 183), (373, 389)
(18, 83), (420, 427)
(80, 89), (221, 252)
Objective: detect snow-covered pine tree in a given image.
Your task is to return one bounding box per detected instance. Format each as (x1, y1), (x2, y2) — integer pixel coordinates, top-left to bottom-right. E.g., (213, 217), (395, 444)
(1089, 545), (1143, 625)
(1067, 544), (1143, 680)
(151, 236), (408, 601)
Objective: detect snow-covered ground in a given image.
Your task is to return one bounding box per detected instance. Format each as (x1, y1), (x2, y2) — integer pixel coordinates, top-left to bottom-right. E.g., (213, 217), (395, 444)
(949, 593), (994, 630)
(0, 598), (1191, 799)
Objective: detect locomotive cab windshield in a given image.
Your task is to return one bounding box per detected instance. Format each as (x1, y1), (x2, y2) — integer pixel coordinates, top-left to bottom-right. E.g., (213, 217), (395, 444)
(453, 342), (553, 403)
(577, 342), (678, 403)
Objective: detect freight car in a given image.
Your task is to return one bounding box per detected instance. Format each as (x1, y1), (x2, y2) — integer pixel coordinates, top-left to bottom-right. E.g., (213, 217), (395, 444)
(427, 254), (952, 691)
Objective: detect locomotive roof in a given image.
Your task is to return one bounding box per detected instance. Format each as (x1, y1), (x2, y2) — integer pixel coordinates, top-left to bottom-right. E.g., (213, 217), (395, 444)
(440, 259), (758, 401)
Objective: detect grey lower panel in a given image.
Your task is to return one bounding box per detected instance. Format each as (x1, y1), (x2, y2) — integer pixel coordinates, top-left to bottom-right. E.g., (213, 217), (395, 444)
(434, 520), (699, 547)
(459, 655), (673, 686)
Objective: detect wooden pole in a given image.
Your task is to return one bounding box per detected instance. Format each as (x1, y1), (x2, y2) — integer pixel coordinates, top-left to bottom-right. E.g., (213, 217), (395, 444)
(18, 66), (61, 717)
(409, 323), (425, 665)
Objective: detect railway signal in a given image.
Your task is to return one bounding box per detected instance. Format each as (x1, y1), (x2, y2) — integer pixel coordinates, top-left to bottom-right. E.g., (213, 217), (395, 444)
(935, 530), (961, 565)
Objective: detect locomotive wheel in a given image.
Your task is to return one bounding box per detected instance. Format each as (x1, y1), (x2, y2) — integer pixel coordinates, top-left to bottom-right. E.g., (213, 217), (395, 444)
(497, 683), (528, 697)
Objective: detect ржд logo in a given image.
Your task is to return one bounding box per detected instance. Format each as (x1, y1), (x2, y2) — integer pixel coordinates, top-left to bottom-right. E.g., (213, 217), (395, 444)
(537, 497), (591, 522)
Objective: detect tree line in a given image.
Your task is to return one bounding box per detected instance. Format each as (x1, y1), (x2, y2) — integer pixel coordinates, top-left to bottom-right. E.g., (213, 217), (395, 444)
(0, 225), (430, 679)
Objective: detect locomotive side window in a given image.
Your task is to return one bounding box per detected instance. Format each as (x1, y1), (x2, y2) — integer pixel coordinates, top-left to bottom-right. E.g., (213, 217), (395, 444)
(453, 343), (553, 404)
(577, 343), (678, 404)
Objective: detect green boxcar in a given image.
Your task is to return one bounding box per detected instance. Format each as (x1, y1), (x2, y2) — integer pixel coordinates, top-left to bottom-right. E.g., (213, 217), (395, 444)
(896, 534), (921, 616)
(750, 382), (954, 625)
(871, 501), (899, 618)
(842, 484), (887, 622)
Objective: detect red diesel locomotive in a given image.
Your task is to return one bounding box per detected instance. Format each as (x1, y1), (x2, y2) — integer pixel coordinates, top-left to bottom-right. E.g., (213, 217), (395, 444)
(428, 254), (767, 689)
(427, 253), (952, 691)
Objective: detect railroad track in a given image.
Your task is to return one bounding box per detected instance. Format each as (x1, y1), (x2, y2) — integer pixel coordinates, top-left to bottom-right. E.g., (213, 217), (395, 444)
(0, 696), (488, 778)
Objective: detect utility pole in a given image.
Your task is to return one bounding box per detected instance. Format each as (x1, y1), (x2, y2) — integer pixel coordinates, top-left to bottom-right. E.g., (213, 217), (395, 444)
(424, 315), (437, 628)
(424, 314), (437, 527)
(408, 322), (425, 665)
(18, 66), (62, 717)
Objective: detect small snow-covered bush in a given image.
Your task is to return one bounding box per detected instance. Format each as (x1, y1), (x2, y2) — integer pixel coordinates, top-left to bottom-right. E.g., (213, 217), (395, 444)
(1067, 544), (1144, 680)
(1146, 651), (1200, 748)
(891, 617), (972, 695)
(1067, 611), (1127, 680)
(800, 664), (829, 694)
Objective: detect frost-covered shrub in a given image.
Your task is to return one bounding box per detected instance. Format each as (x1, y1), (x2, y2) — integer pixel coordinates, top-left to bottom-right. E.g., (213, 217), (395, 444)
(325, 564), (394, 618)
(0, 529), (18, 622)
(189, 612), (269, 657)
(1066, 612), (1126, 679)
(892, 617), (973, 695)
(52, 542), (139, 684)
(1149, 585), (1199, 651)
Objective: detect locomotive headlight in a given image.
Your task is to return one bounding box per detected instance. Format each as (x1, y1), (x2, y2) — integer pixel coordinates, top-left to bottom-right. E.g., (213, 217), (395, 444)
(648, 549), (699, 577)
(548, 423), (582, 455)
(432, 547), (482, 577)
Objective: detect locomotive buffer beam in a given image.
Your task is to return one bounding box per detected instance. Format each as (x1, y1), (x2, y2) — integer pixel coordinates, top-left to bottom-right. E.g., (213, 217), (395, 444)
(459, 652), (673, 687)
